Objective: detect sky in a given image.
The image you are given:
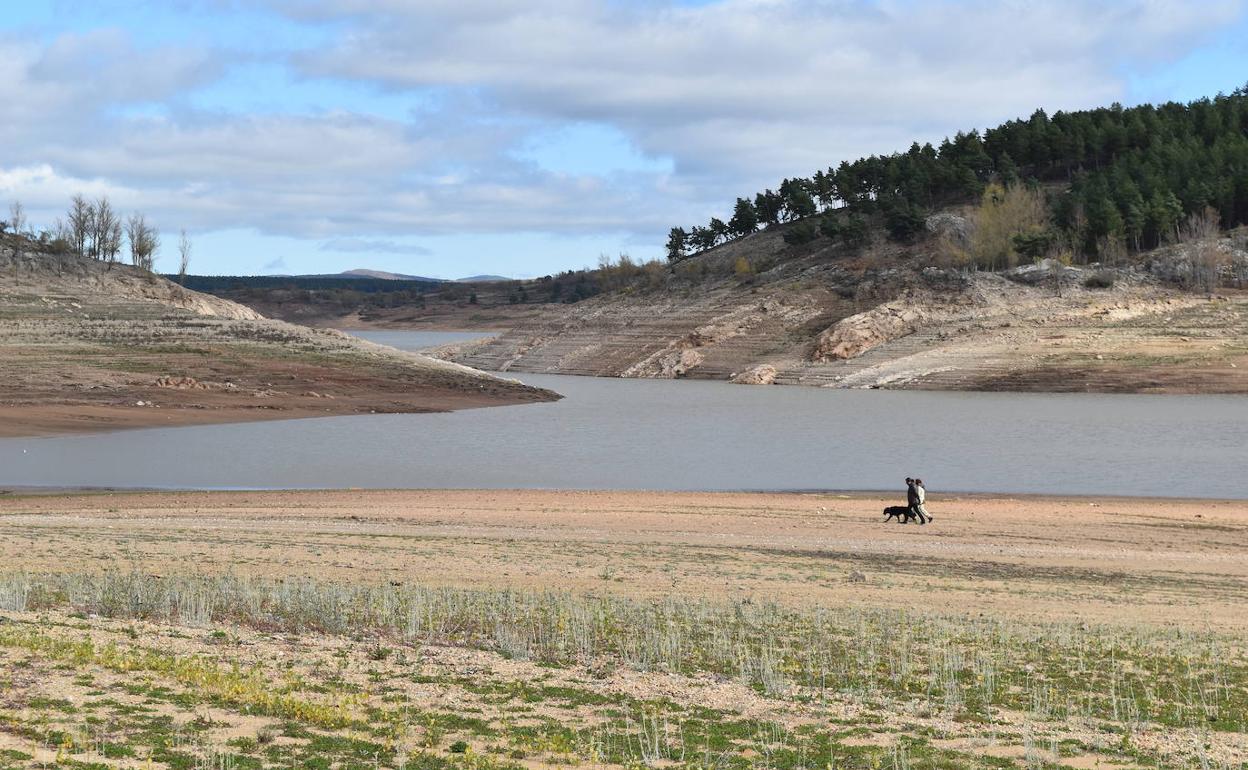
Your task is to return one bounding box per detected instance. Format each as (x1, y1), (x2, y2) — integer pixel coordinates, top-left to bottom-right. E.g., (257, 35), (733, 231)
(1, 1), (1246, 279)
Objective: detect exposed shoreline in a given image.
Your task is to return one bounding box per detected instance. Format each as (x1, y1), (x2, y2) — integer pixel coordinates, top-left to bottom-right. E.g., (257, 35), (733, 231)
(2, 487), (1244, 631)
(0, 388), (547, 439)
(0, 245), (559, 438)
(2, 485), (1245, 503)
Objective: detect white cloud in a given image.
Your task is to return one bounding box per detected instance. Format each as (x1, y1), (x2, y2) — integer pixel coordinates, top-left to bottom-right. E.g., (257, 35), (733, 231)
(291, 0), (1246, 186)
(0, 1), (1243, 272)
(320, 238), (432, 255)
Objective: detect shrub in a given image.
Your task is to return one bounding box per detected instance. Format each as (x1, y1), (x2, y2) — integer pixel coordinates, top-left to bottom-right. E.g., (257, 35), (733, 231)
(883, 203), (927, 242)
(955, 183), (1050, 270)
(1084, 272), (1115, 289)
(782, 219), (820, 246)
(839, 215), (871, 249)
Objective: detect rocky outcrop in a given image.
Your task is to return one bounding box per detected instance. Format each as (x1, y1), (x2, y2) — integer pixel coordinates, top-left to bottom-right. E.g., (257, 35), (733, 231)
(1003, 259), (1085, 287)
(925, 212), (971, 250)
(624, 347), (705, 378)
(730, 364), (777, 385)
(813, 302), (929, 361)
(1142, 238), (1248, 288)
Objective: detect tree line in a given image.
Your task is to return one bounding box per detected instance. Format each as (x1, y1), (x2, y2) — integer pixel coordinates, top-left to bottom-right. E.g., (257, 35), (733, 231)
(667, 87), (1248, 264)
(2, 195), (193, 279)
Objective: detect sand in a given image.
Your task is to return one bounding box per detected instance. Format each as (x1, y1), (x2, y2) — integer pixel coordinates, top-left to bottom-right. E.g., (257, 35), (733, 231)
(2, 488), (1244, 631)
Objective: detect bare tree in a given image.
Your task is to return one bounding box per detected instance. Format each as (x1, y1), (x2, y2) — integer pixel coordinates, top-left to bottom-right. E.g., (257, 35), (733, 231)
(67, 194), (93, 258)
(8, 201), (26, 236)
(177, 229), (192, 284)
(90, 196), (121, 264)
(1096, 234), (1127, 268)
(125, 213), (160, 272)
(1179, 206), (1223, 293)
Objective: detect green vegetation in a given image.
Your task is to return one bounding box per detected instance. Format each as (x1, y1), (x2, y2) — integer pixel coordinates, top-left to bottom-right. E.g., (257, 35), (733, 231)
(3, 571), (1246, 731)
(671, 88), (1248, 264)
(1, 570), (1245, 768)
(179, 274), (441, 295)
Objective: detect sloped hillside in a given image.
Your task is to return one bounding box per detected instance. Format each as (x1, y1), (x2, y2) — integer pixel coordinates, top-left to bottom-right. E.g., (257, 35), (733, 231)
(0, 237), (557, 436)
(444, 225), (1248, 393)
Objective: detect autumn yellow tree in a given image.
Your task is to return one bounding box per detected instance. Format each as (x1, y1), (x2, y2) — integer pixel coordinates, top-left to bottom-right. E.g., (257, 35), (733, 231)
(949, 183), (1051, 270)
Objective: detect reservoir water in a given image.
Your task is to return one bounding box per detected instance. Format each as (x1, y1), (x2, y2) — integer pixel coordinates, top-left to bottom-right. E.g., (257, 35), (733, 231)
(0, 330), (1245, 497)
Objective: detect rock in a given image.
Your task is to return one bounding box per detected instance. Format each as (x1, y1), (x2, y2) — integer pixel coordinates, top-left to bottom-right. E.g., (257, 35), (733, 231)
(813, 303), (927, 361)
(847, 570), (867, 584)
(1004, 260), (1083, 286)
(730, 364), (777, 385)
(153, 376), (207, 390)
(622, 346), (705, 378)
(925, 212), (971, 249)
(659, 348), (704, 378)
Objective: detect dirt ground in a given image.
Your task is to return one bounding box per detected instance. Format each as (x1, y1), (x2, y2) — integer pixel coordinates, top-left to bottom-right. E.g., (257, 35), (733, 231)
(0, 353), (553, 438)
(2, 488), (1244, 631)
(2, 488), (1246, 768)
(0, 243), (558, 437)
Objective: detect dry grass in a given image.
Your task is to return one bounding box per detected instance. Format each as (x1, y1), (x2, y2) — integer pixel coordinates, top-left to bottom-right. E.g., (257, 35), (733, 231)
(0, 490), (1246, 768)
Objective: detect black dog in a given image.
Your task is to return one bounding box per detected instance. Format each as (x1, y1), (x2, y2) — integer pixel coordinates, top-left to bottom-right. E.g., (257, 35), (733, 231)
(883, 505), (915, 523)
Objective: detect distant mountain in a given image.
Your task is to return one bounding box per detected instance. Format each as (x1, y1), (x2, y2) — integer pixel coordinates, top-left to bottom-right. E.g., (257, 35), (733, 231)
(258, 269), (509, 283)
(340, 268), (443, 282)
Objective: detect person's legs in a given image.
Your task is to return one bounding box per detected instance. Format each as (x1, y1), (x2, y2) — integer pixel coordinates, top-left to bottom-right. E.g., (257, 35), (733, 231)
(909, 503), (927, 524)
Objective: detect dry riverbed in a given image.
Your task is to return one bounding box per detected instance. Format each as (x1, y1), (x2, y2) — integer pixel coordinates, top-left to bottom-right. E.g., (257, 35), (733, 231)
(0, 489), (1245, 769)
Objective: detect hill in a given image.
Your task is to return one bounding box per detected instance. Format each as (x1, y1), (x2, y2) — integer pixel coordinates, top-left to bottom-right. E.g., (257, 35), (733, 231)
(0, 234), (557, 436)
(340, 268), (443, 281)
(187, 91), (1248, 393)
(668, 89), (1248, 265)
(439, 221), (1248, 392)
(431, 90), (1248, 393)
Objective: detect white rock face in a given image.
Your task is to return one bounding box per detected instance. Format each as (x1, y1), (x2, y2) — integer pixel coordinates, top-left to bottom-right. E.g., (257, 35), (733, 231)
(730, 364), (777, 385)
(813, 303), (928, 361)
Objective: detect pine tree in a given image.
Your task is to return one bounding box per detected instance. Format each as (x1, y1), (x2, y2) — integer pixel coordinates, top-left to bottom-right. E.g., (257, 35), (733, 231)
(729, 198), (758, 238)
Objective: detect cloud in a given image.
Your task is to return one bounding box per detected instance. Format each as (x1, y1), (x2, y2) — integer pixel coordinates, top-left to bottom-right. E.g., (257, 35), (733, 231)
(0, 1), (1244, 273)
(290, 0), (1246, 186)
(320, 238), (432, 255)
(262, 256), (288, 270)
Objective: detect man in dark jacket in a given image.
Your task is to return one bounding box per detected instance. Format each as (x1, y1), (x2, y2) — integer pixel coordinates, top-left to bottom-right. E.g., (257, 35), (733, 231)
(906, 478), (928, 524)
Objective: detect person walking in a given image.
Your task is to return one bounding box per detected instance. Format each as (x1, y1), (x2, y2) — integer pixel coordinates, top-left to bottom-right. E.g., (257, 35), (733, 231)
(905, 477), (926, 524)
(915, 478), (931, 523)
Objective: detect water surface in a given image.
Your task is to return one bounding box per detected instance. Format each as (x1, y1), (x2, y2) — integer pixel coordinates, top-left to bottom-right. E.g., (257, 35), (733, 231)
(0, 330), (1244, 497)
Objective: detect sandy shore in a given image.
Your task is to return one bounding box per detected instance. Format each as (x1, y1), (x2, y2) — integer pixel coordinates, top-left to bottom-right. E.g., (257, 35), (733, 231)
(0, 387), (543, 438)
(2, 487), (1244, 632)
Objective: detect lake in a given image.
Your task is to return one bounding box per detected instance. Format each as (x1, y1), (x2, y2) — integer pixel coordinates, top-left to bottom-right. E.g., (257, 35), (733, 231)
(0, 330), (1245, 497)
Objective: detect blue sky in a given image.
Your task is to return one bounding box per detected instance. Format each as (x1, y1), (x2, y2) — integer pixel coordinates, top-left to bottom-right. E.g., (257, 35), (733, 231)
(1, 1), (1246, 278)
